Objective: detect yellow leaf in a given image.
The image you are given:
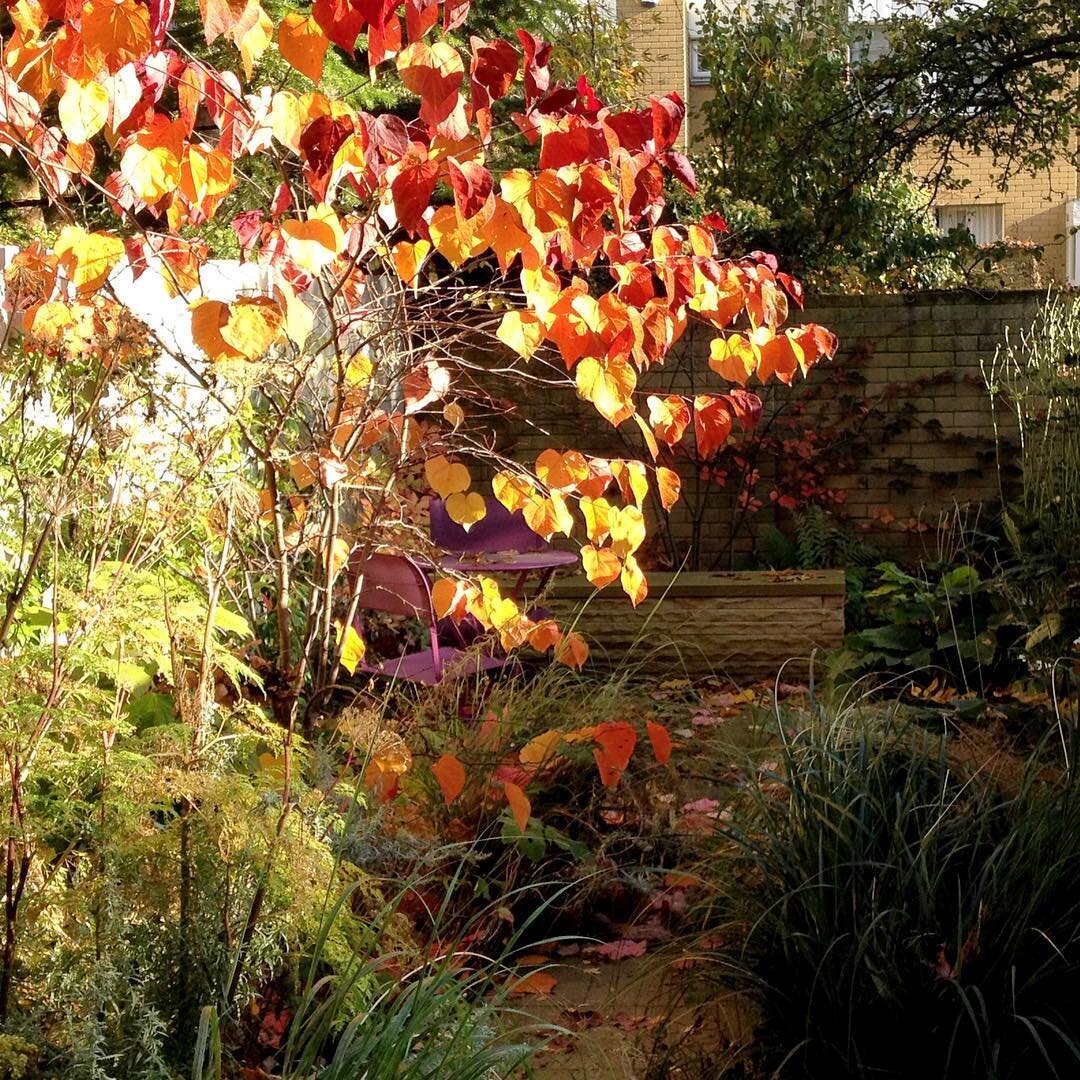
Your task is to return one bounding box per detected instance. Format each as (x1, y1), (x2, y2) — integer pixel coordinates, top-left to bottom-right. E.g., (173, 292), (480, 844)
(492, 470), (535, 512)
(275, 278), (314, 347)
(53, 226), (124, 296)
(581, 544), (620, 589)
(235, 0), (273, 80)
(271, 90), (304, 152)
(345, 352), (372, 387)
(575, 356), (637, 426)
(609, 505), (645, 559)
(190, 299), (241, 362)
(496, 310), (545, 360)
(445, 490), (487, 530)
(620, 552), (648, 607)
(425, 455), (470, 499)
(519, 729), (563, 770)
(278, 12), (328, 82)
(218, 297), (284, 359)
(281, 203), (344, 274)
(191, 297), (283, 361)
(443, 401), (465, 427)
(339, 623), (366, 675)
(58, 79), (109, 144)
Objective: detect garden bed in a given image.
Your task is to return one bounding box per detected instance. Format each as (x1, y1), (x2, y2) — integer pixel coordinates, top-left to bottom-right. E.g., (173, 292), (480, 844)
(547, 570), (845, 680)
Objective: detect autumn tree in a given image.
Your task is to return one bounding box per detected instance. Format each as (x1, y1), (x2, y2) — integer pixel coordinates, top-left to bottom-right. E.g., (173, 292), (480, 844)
(692, 0), (1080, 284)
(0, 0), (834, 1015)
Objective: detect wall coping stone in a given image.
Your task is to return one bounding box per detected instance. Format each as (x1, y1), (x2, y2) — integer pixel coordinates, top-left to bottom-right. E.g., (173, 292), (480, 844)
(549, 569), (846, 600)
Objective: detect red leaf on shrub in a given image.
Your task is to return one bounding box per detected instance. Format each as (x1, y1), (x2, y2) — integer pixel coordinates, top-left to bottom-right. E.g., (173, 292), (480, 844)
(646, 719), (672, 764)
(592, 721), (637, 788)
(692, 395), (733, 458)
(723, 389), (763, 430)
(447, 157), (492, 219)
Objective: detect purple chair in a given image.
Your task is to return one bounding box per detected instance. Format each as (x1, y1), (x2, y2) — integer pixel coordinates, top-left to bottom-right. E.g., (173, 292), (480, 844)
(347, 551), (508, 685)
(429, 496), (547, 553)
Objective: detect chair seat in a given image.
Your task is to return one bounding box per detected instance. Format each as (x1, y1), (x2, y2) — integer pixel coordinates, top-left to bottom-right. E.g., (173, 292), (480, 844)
(361, 647), (510, 685)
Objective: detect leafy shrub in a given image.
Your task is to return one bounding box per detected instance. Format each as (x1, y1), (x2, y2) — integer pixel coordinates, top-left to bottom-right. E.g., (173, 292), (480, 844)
(699, 708), (1080, 1078)
(838, 560), (1003, 693)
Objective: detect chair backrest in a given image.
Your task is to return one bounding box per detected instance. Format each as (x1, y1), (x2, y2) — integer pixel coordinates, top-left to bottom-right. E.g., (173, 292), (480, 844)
(430, 496), (547, 553)
(347, 551), (435, 623)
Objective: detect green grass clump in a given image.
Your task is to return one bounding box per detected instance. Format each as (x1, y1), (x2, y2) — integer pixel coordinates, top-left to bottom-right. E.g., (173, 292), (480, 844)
(699, 706), (1080, 1078)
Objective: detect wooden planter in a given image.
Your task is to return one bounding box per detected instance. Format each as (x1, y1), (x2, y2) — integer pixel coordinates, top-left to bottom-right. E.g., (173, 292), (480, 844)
(547, 570), (845, 681)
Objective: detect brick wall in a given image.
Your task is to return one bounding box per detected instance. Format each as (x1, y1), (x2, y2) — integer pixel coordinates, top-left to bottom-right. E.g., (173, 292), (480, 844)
(502, 292), (1040, 569)
(616, 0), (688, 148)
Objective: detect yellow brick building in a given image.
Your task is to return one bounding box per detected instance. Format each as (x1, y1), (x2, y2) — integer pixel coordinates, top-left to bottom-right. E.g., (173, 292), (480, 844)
(617, 0), (1080, 282)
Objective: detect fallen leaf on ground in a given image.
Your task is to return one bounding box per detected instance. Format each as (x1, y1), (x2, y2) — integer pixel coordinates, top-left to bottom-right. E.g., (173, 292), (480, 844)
(586, 938), (647, 961)
(508, 969), (557, 995)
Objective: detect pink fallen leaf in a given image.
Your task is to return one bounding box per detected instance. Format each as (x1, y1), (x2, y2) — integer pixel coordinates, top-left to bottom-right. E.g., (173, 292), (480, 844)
(587, 938), (647, 962)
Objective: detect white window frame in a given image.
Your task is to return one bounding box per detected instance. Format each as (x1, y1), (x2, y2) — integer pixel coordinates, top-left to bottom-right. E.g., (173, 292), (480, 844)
(687, 2), (711, 85)
(934, 204), (1005, 246)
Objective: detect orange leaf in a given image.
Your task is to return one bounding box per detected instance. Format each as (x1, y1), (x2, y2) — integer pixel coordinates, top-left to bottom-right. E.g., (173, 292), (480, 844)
(392, 239), (431, 285)
(431, 577), (471, 620)
(279, 12), (329, 81)
(581, 544), (620, 589)
(555, 630), (589, 670)
(519, 729), (563, 770)
(81, 0), (151, 72)
(646, 719), (672, 764)
(526, 619), (562, 653)
(647, 394), (690, 445)
(508, 969), (556, 996)
(428, 203), (490, 266)
(657, 466), (681, 511)
(536, 448), (589, 492)
(503, 780), (531, 832)
(432, 752), (466, 805)
(425, 455), (470, 498)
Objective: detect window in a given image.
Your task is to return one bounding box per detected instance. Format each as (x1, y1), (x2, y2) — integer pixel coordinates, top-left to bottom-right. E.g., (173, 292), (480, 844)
(935, 204), (1004, 246)
(686, 1), (712, 85)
